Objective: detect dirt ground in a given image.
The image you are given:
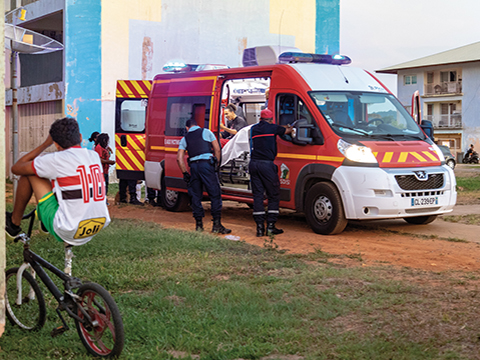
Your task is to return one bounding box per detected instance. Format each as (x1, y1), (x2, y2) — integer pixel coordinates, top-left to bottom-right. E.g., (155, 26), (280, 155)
(108, 165), (480, 273)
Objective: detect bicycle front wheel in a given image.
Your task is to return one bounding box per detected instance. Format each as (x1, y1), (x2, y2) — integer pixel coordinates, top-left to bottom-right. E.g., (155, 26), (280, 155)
(5, 267), (46, 331)
(74, 282), (124, 358)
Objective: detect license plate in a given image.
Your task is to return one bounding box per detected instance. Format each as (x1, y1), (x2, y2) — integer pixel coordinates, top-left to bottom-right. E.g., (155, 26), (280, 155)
(411, 197), (438, 207)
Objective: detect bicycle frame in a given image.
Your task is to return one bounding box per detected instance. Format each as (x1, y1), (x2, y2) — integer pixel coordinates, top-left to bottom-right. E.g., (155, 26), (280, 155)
(19, 247), (70, 304)
(13, 210), (93, 325)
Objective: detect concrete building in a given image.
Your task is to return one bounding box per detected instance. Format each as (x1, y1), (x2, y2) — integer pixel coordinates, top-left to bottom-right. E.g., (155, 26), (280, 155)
(4, 0), (340, 177)
(377, 42), (480, 158)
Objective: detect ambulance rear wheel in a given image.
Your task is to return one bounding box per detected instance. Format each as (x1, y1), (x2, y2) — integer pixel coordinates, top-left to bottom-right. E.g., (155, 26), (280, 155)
(403, 215), (437, 225)
(161, 176), (190, 212)
(304, 182), (347, 235)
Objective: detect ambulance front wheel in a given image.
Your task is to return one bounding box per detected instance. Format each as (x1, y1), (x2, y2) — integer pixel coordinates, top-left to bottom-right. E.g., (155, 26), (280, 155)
(403, 215), (437, 225)
(161, 176), (190, 212)
(304, 182), (348, 235)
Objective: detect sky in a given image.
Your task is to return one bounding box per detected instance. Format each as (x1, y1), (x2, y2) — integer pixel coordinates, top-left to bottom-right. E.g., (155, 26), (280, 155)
(339, 0), (480, 94)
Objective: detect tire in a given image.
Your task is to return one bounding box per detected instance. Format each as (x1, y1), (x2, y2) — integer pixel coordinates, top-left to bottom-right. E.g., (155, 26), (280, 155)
(403, 215), (438, 225)
(446, 159), (455, 169)
(304, 182), (348, 235)
(5, 267), (46, 331)
(75, 282), (124, 358)
(161, 176), (190, 212)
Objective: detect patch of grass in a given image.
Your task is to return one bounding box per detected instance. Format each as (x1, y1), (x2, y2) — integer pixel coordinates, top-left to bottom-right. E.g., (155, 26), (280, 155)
(345, 252), (363, 262)
(2, 218), (480, 359)
(456, 176), (480, 191)
(454, 175), (480, 204)
(443, 214), (480, 226)
(445, 237), (469, 243)
(108, 182), (119, 197)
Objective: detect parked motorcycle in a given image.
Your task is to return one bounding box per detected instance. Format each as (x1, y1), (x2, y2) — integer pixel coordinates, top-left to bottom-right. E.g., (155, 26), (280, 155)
(463, 150), (479, 164)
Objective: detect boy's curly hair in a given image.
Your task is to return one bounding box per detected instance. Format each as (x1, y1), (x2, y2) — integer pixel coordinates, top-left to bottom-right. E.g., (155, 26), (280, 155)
(49, 117), (81, 149)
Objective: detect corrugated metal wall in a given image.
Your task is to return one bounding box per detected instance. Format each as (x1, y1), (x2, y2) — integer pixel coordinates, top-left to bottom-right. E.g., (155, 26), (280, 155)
(5, 100), (63, 179)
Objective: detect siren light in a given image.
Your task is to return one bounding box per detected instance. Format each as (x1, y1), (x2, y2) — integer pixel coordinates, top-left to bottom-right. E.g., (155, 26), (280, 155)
(163, 62), (229, 73)
(278, 52), (351, 65)
(162, 62), (191, 73)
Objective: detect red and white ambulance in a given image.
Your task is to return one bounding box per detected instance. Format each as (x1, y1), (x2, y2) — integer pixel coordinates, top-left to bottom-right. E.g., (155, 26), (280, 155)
(143, 48), (456, 235)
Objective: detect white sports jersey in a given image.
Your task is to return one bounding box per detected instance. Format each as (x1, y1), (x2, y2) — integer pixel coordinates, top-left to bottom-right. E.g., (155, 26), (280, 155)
(33, 146), (111, 246)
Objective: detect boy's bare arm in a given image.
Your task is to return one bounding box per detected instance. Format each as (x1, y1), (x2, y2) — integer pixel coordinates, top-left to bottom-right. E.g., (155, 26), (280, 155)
(12, 135), (54, 175)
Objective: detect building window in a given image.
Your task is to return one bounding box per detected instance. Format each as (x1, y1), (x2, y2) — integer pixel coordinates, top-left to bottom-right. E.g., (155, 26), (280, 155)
(427, 104), (433, 116)
(427, 72), (434, 84)
(440, 71), (456, 82)
(404, 75), (417, 85)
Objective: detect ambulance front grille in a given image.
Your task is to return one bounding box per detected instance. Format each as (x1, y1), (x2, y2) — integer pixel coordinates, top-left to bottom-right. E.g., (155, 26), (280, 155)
(400, 190), (444, 197)
(395, 173), (444, 190)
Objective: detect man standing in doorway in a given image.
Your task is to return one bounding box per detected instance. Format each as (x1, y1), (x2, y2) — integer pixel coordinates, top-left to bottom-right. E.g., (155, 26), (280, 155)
(249, 109), (293, 237)
(177, 119), (231, 234)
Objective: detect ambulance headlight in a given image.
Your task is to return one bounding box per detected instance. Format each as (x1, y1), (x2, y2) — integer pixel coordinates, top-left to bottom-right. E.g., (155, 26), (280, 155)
(431, 143), (445, 162)
(337, 139), (377, 163)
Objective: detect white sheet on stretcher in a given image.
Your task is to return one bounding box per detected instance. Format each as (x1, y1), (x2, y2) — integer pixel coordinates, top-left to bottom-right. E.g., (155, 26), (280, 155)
(221, 124), (253, 166)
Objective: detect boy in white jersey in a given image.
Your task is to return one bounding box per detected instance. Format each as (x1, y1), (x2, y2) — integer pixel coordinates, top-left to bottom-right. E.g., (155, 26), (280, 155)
(6, 117), (111, 246)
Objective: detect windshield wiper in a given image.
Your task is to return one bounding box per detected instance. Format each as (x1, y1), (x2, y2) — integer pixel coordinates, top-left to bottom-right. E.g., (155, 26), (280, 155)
(370, 133), (424, 141)
(331, 123), (370, 136)
(369, 133), (396, 141)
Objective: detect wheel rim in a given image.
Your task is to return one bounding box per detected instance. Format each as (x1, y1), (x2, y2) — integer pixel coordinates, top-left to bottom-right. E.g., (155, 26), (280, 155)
(78, 290), (116, 356)
(313, 195), (333, 223)
(164, 190), (178, 207)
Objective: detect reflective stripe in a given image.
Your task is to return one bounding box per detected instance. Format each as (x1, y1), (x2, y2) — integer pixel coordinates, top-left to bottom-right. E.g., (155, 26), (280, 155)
(252, 211), (265, 215)
(267, 210), (279, 213)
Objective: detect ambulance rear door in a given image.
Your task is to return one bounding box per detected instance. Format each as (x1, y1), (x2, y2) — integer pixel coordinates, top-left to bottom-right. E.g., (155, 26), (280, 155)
(115, 80), (152, 181)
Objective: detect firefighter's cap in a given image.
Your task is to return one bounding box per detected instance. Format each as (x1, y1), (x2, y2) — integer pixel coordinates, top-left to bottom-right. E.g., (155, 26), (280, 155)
(260, 109), (273, 120)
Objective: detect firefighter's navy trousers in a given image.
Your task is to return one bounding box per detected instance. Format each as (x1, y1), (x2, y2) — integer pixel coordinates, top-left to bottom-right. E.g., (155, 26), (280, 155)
(188, 160), (222, 220)
(249, 159), (280, 224)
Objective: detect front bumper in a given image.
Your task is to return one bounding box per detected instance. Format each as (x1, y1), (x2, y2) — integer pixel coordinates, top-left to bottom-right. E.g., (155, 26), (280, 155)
(332, 165), (457, 220)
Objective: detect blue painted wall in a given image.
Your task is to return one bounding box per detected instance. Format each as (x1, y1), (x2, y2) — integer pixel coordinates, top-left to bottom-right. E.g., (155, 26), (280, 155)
(64, 0), (102, 147)
(316, 0), (339, 54)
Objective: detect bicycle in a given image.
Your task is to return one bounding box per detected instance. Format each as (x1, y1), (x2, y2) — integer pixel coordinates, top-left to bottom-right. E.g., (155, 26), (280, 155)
(5, 208), (125, 358)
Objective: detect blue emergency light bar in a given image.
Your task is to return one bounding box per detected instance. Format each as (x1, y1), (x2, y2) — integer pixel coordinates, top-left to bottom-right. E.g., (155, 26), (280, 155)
(163, 62), (192, 73)
(278, 52), (351, 65)
(163, 62), (229, 73)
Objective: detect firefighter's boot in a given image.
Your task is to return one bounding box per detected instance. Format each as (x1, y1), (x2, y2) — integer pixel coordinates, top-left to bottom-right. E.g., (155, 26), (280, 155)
(267, 222), (284, 235)
(195, 218), (204, 232)
(256, 222), (265, 237)
(212, 218), (231, 234)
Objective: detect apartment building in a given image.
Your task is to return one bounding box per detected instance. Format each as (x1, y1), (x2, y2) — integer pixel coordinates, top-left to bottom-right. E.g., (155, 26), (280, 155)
(377, 41), (480, 158)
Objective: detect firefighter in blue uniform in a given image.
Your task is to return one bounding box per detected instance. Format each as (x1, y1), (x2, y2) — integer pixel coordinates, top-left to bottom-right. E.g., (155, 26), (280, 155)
(249, 109), (293, 236)
(177, 119), (231, 234)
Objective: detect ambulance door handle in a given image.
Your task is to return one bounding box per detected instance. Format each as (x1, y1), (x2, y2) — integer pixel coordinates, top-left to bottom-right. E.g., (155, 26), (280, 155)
(120, 135), (127, 147)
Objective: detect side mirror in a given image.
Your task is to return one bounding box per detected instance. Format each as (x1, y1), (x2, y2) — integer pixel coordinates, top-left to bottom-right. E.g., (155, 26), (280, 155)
(420, 120), (434, 140)
(292, 119), (314, 145)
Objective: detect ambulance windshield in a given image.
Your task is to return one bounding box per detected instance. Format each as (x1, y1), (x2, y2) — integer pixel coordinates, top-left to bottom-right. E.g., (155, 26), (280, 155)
(310, 91), (425, 140)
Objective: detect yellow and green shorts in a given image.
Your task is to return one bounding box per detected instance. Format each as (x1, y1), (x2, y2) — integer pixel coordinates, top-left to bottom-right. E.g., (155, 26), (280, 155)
(37, 192), (63, 243)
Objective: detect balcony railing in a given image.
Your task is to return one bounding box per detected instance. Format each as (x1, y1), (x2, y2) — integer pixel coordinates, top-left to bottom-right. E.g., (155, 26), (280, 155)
(424, 82), (462, 95)
(425, 114), (462, 128)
